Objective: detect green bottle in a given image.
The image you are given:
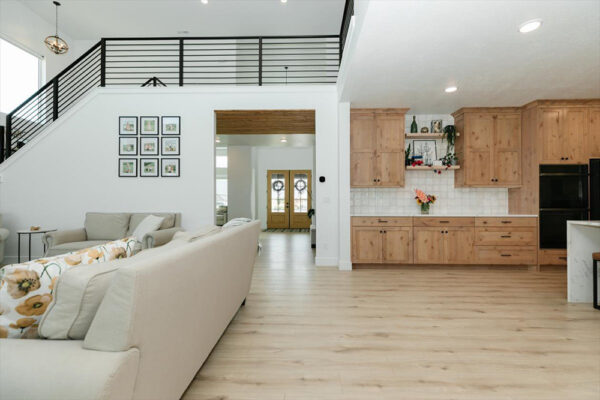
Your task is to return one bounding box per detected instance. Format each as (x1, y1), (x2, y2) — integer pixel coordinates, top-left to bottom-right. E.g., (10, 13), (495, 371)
(410, 116), (418, 133)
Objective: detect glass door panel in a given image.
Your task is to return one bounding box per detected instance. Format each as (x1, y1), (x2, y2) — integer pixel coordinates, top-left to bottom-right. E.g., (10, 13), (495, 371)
(290, 170), (312, 229)
(267, 170), (290, 229)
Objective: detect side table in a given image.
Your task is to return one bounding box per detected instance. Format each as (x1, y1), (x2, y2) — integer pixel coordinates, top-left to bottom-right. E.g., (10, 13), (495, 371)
(17, 229), (57, 263)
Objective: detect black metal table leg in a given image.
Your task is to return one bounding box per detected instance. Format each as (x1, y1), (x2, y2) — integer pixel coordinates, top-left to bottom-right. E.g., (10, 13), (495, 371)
(594, 259), (599, 310)
(28, 234), (31, 261)
(17, 233), (21, 263)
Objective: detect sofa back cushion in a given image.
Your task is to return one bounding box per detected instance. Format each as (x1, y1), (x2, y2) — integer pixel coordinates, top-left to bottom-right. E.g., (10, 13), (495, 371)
(127, 213), (177, 235)
(85, 213), (131, 240)
(0, 238), (138, 339)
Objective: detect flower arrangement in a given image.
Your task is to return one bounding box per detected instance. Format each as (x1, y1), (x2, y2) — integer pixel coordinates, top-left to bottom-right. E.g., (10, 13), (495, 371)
(415, 189), (436, 214)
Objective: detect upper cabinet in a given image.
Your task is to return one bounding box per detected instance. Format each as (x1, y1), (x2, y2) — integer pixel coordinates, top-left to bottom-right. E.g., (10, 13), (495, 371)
(453, 108), (522, 188)
(539, 107), (587, 164)
(350, 108), (408, 188)
(586, 107), (600, 159)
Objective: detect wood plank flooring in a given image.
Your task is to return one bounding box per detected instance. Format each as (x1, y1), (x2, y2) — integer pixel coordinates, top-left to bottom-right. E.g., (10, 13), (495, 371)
(182, 232), (600, 400)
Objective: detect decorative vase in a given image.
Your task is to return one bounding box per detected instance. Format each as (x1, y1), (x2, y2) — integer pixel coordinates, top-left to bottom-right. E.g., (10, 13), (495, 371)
(410, 116), (418, 133)
(421, 203), (430, 215)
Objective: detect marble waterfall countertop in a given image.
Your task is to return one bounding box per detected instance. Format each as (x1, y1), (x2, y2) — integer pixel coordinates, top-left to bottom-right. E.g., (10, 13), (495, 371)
(567, 221), (600, 303)
(351, 213), (538, 217)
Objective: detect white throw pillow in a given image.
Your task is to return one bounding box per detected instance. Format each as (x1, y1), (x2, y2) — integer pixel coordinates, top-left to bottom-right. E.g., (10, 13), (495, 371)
(131, 215), (164, 242)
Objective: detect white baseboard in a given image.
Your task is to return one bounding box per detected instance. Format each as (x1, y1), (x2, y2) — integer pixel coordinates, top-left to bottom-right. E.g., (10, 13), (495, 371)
(338, 260), (352, 271)
(315, 256), (338, 267)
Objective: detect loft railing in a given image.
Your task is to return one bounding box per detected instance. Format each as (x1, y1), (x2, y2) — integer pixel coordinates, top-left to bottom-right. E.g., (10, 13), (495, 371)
(1, 35), (341, 162)
(340, 0), (354, 61)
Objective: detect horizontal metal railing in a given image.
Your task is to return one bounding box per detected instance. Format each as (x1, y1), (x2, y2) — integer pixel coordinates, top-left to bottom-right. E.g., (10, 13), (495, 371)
(3, 33), (344, 162)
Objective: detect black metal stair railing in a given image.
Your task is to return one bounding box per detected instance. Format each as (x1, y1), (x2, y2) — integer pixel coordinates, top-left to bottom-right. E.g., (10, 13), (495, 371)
(2, 35), (342, 162)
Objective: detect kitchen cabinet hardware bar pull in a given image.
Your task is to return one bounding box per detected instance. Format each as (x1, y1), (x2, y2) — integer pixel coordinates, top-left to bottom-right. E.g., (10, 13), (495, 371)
(500, 235), (512, 238)
(378, 219), (388, 223)
(559, 256), (567, 260)
(439, 221), (450, 223)
(501, 221), (512, 224)
(501, 254), (512, 257)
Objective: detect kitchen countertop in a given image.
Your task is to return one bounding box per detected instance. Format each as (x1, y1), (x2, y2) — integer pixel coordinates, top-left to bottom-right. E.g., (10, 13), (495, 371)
(351, 214), (538, 218)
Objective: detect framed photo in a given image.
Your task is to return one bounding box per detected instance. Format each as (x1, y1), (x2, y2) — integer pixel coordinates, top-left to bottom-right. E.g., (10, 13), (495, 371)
(431, 119), (443, 133)
(119, 116), (137, 135)
(161, 137), (180, 156)
(119, 137), (138, 156)
(412, 140), (437, 163)
(140, 158), (159, 177)
(140, 116), (159, 135)
(162, 116), (180, 135)
(161, 158), (180, 177)
(140, 137), (159, 155)
(118, 158), (137, 177)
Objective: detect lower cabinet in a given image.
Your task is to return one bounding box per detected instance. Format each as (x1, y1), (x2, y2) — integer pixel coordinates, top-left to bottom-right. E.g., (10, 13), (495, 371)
(352, 216), (538, 267)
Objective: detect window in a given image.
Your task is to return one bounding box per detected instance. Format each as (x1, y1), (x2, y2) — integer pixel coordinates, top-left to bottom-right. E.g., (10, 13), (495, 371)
(0, 39), (41, 113)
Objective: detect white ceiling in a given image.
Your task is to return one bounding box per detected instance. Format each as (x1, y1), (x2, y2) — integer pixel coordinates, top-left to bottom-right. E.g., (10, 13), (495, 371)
(20, 0), (345, 39)
(341, 0), (600, 113)
(216, 134), (315, 147)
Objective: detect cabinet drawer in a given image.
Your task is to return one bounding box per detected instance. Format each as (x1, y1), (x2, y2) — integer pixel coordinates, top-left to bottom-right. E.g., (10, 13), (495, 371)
(475, 227), (537, 246)
(475, 217), (537, 227)
(352, 217), (413, 227)
(413, 217), (474, 227)
(475, 246), (537, 265)
(539, 249), (567, 266)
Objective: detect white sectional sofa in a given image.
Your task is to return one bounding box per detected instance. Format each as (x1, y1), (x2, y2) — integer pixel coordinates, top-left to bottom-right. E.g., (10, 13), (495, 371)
(0, 220), (260, 400)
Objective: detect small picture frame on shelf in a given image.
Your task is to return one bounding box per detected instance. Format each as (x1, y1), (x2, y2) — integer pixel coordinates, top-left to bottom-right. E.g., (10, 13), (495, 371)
(119, 116), (137, 135)
(431, 119), (443, 133)
(118, 158), (137, 177)
(140, 158), (159, 177)
(161, 158), (180, 177)
(161, 116), (180, 135)
(119, 137), (138, 156)
(161, 137), (180, 156)
(140, 137), (159, 155)
(412, 140), (437, 164)
(140, 116), (159, 135)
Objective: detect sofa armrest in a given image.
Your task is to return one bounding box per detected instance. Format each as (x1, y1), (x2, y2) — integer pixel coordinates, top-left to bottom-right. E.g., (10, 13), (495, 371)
(43, 228), (87, 248)
(0, 228), (9, 242)
(142, 227), (183, 249)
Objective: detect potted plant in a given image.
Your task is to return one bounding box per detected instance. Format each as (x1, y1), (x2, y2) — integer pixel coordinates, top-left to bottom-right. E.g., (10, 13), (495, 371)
(442, 125), (457, 153)
(414, 189), (436, 214)
(441, 152), (458, 167)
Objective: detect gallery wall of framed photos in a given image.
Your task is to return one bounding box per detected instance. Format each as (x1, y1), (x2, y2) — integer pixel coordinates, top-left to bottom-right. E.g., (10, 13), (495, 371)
(118, 116), (181, 178)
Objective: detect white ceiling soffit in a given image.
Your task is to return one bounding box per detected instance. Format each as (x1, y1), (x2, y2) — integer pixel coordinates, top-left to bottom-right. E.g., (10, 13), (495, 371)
(341, 0), (600, 113)
(20, 0), (345, 39)
(216, 134), (315, 147)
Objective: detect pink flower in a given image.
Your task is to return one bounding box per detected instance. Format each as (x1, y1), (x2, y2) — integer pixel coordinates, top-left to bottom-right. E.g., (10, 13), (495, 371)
(415, 189), (428, 203)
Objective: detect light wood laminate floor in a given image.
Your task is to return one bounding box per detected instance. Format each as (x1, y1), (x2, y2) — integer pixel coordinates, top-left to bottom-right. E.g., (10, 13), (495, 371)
(182, 232), (600, 400)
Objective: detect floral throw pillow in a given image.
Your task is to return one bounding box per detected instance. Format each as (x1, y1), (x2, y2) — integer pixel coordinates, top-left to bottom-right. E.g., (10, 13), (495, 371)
(0, 237), (138, 339)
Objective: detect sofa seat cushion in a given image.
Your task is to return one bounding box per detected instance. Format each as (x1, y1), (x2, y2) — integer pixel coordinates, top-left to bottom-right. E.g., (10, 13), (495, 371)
(0, 339), (139, 400)
(85, 212), (131, 240)
(128, 213), (176, 235)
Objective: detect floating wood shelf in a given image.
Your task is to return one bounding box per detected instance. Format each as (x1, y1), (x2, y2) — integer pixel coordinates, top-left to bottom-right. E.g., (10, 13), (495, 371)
(405, 132), (460, 139)
(406, 165), (461, 170)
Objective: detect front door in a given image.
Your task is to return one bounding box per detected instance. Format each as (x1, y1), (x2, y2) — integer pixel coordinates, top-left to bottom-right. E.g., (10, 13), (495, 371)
(267, 170), (312, 229)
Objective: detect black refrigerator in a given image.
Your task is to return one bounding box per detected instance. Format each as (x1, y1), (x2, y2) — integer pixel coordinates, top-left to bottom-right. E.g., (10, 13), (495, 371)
(591, 159), (600, 220)
(539, 165), (589, 249)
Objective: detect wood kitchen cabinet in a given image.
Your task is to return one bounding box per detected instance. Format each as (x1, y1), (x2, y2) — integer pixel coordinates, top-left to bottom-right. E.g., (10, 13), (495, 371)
(453, 108), (522, 188)
(586, 107), (600, 158)
(539, 107), (587, 164)
(351, 217), (413, 264)
(413, 218), (475, 264)
(350, 109), (408, 188)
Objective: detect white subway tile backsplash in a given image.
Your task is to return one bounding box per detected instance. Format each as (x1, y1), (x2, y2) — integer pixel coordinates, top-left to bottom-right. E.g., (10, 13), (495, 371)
(350, 171), (509, 216)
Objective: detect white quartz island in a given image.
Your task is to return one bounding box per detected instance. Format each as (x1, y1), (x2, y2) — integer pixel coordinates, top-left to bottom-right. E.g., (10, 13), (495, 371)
(567, 221), (600, 303)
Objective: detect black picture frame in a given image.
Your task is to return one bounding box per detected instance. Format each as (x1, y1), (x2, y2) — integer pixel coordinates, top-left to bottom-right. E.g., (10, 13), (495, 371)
(161, 136), (180, 156)
(161, 158), (180, 177)
(119, 137), (138, 156)
(140, 116), (159, 135)
(140, 158), (159, 177)
(161, 116), (180, 135)
(140, 137), (159, 156)
(118, 158), (138, 177)
(119, 116), (138, 135)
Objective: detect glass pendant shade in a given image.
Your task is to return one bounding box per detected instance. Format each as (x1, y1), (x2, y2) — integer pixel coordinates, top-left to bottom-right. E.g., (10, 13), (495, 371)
(44, 35), (69, 54)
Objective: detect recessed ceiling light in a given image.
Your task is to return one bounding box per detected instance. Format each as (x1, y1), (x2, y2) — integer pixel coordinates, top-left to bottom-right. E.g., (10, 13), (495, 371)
(201, 0), (208, 4)
(519, 19), (542, 33)
(215, 137), (221, 143)
(281, 0), (288, 3)
(445, 86), (458, 93)
(280, 137), (287, 143)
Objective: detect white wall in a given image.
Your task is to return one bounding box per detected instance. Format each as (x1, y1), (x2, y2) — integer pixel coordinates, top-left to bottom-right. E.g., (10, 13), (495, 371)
(0, 86), (340, 266)
(227, 146), (255, 220)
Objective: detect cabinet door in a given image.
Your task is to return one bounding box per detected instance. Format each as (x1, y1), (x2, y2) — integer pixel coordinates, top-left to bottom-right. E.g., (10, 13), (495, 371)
(350, 112), (377, 187)
(377, 152), (404, 187)
(414, 228), (445, 264)
(444, 227), (475, 264)
(465, 113), (494, 185)
(352, 227), (382, 263)
(563, 108), (586, 163)
(494, 113), (521, 186)
(587, 107), (600, 158)
(540, 108), (563, 163)
(382, 227), (412, 264)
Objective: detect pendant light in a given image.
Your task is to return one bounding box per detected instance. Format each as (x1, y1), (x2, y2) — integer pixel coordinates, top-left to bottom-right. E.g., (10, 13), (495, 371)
(44, 1), (69, 54)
